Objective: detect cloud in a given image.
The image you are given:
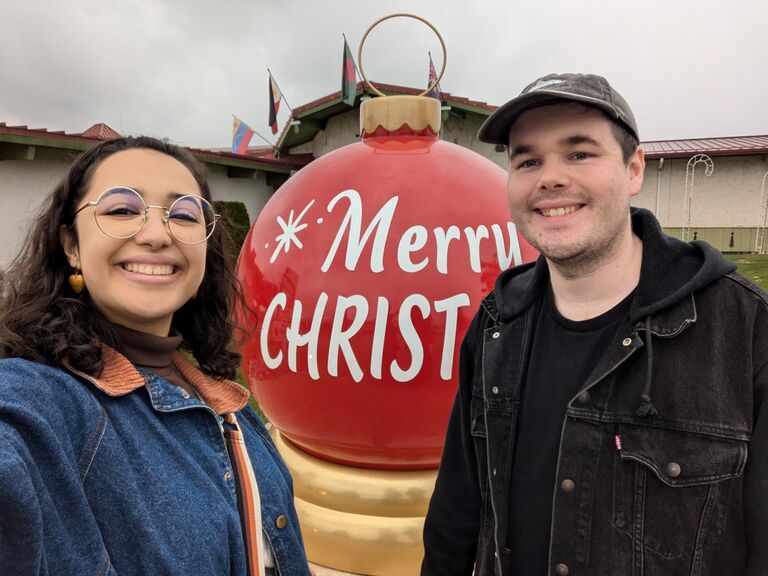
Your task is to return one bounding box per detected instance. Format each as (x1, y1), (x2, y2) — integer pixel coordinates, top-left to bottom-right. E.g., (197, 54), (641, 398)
(1, 0), (766, 147)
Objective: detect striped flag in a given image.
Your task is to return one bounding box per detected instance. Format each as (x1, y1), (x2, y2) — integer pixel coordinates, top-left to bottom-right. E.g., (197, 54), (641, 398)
(268, 74), (282, 135)
(232, 115), (255, 155)
(341, 37), (356, 107)
(427, 53), (442, 102)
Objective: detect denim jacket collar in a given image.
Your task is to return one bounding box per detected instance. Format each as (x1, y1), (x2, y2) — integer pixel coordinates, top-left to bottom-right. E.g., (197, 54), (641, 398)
(64, 345), (249, 415)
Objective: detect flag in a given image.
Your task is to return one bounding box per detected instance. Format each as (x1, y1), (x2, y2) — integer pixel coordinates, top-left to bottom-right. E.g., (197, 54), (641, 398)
(232, 115), (254, 155)
(427, 53), (442, 102)
(341, 37), (356, 107)
(268, 74), (282, 135)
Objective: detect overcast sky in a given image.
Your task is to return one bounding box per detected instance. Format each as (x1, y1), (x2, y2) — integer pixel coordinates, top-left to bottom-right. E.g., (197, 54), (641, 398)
(1, 0), (766, 149)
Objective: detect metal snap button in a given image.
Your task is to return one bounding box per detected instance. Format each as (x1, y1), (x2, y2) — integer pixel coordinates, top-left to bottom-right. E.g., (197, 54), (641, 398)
(224, 470), (232, 480)
(492, 468), (497, 476)
(555, 563), (570, 576)
(666, 462), (682, 477)
(492, 331), (500, 339)
(181, 390), (190, 399)
(275, 514), (288, 529)
(492, 386), (499, 394)
(622, 337), (632, 347)
(560, 479), (576, 493)
(577, 391), (590, 404)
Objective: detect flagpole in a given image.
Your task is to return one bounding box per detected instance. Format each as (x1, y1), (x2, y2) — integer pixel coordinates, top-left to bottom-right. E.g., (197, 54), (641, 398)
(342, 33), (365, 93)
(252, 128), (277, 150)
(267, 68), (294, 115)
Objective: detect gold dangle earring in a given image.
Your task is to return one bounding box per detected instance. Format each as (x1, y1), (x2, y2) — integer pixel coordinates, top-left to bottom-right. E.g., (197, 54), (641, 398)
(68, 268), (85, 294)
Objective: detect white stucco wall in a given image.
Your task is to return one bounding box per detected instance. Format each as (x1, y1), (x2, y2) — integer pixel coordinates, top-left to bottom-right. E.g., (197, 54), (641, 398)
(1, 155), (71, 267)
(205, 164), (275, 224)
(2, 152), (277, 268)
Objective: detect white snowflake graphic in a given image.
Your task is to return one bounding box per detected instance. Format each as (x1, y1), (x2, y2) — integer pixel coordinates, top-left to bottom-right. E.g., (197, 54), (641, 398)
(269, 199), (315, 263)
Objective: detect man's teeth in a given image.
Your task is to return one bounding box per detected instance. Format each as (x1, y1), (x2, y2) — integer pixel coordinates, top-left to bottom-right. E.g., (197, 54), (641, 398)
(541, 206), (579, 217)
(122, 263), (175, 275)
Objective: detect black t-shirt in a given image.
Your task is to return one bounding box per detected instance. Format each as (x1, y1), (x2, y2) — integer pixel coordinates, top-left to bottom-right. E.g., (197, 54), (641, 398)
(506, 286), (633, 575)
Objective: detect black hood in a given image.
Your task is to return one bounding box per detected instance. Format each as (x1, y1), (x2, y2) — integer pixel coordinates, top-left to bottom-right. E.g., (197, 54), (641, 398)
(492, 208), (736, 323)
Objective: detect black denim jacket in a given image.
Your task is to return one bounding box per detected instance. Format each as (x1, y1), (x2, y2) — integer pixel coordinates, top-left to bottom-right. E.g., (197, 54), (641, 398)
(422, 209), (768, 576)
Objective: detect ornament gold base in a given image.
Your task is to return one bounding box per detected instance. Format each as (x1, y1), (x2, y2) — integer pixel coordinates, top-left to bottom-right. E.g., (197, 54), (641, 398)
(308, 562), (360, 575)
(271, 429), (437, 576)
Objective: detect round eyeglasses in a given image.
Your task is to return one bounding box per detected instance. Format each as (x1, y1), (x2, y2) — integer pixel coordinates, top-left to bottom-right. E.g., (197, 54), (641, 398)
(73, 186), (221, 245)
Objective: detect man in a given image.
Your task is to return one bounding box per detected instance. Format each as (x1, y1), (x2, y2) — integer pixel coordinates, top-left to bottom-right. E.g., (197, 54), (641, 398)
(421, 73), (768, 575)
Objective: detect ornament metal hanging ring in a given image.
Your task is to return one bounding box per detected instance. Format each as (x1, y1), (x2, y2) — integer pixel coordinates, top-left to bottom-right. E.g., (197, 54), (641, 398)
(357, 13), (447, 98)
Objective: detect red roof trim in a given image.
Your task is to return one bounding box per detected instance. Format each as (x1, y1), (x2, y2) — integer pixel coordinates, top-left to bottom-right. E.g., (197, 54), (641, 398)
(0, 122), (106, 145)
(0, 122), (310, 171)
(188, 146), (312, 169)
(641, 135), (768, 159)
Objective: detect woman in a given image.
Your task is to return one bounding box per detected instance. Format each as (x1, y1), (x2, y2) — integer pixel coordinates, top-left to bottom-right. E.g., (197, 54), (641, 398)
(0, 136), (311, 576)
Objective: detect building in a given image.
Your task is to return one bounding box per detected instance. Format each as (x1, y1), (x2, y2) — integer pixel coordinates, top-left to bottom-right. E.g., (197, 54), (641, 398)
(0, 122), (310, 266)
(3, 83), (767, 265)
(277, 82), (768, 253)
(634, 136), (768, 251)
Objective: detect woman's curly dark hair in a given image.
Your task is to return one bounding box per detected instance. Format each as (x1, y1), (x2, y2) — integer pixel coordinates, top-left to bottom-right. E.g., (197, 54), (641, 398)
(0, 136), (248, 380)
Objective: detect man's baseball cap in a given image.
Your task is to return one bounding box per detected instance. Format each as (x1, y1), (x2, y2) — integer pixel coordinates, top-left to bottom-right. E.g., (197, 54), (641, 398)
(477, 73), (639, 145)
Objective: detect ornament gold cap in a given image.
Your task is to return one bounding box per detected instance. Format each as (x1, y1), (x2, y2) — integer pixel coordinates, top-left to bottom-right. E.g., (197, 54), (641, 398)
(360, 95), (441, 138)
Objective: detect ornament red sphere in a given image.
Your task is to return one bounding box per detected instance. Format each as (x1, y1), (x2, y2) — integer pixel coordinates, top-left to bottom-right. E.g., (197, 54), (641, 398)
(238, 124), (537, 470)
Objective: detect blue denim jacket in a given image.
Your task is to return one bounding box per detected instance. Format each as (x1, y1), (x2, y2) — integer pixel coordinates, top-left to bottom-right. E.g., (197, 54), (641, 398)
(0, 349), (310, 575)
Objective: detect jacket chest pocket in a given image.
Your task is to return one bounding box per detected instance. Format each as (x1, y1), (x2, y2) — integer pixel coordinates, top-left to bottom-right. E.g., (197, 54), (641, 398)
(612, 424), (747, 560)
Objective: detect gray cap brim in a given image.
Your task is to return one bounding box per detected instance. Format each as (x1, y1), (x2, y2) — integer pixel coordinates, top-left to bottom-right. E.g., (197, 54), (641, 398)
(478, 75), (639, 145)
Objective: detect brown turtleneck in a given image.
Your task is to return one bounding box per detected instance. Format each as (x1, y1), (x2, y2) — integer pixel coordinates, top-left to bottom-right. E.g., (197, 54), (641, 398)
(109, 323), (198, 398)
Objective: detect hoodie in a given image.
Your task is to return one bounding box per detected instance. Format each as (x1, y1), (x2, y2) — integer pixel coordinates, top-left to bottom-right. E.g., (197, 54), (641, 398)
(422, 207), (768, 576)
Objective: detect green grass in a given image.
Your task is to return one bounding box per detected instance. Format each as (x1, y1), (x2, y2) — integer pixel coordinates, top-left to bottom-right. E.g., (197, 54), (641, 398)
(725, 253), (768, 291)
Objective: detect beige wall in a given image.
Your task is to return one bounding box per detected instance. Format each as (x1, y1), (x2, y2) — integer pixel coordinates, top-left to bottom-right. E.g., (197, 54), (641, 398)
(439, 111), (508, 169)
(1, 151), (276, 268)
(633, 155), (768, 228)
(290, 109), (360, 157)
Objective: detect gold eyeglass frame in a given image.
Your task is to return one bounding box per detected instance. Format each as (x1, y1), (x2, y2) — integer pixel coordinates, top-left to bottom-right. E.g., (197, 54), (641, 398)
(73, 186), (221, 245)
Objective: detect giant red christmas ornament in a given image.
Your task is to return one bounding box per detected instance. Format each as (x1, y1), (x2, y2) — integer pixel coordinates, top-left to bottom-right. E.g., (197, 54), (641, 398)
(238, 96), (537, 470)
(237, 15), (540, 573)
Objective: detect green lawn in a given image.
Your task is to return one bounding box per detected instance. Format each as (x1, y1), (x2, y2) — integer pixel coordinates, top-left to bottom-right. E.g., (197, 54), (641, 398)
(725, 253), (768, 292)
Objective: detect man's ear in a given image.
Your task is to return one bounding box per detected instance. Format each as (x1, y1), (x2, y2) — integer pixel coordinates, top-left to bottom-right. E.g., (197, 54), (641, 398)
(628, 146), (645, 198)
(59, 225), (80, 268)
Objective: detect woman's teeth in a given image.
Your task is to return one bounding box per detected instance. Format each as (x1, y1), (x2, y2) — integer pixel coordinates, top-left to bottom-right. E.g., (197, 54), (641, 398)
(122, 263), (175, 275)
